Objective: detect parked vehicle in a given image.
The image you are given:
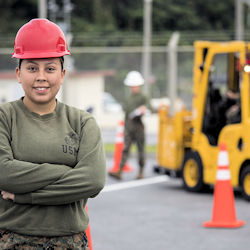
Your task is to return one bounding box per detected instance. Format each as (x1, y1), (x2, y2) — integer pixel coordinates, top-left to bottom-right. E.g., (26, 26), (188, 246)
(103, 92), (122, 113)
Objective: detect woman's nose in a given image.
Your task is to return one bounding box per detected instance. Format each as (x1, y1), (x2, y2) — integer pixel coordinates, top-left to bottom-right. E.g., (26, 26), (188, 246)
(36, 70), (47, 82)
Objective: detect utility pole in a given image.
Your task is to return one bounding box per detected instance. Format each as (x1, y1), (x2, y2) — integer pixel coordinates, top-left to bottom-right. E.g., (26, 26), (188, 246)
(38, 0), (47, 18)
(142, 0), (152, 96)
(167, 32), (180, 117)
(47, 0), (74, 104)
(48, 0), (58, 22)
(63, 0), (73, 34)
(235, 0), (243, 40)
(235, 0), (250, 40)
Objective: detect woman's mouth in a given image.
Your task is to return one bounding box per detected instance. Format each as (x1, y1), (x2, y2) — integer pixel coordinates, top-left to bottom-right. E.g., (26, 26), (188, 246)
(36, 87), (47, 90)
(34, 87), (49, 94)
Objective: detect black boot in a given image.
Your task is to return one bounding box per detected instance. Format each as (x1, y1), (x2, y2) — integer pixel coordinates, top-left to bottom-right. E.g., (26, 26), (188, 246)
(136, 169), (144, 179)
(109, 169), (122, 180)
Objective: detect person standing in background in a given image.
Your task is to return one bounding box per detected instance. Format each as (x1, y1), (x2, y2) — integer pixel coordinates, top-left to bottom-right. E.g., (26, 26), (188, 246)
(109, 71), (153, 180)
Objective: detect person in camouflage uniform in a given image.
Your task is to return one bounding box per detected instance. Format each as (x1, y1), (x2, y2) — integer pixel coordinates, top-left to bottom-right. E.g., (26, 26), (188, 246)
(109, 71), (153, 180)
(0, 19), (106, 250)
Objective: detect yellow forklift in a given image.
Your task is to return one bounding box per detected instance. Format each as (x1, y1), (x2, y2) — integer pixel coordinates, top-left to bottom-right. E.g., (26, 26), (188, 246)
(155, 40), (250, 201)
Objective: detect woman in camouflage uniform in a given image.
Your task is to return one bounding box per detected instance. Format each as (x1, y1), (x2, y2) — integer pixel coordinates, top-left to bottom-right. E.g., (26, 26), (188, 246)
(0, 19), (106, 249)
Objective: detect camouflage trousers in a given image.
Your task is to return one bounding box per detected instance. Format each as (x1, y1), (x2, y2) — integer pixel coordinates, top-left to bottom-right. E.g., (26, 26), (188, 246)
(120, 119), (145, 169)
(0, 229), (89, 250)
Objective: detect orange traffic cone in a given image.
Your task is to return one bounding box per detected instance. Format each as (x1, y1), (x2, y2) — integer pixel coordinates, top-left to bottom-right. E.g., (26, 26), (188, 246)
(108, 120), (133, 173)
(203, 143), (245, 228)
(85, 206), (93, 250)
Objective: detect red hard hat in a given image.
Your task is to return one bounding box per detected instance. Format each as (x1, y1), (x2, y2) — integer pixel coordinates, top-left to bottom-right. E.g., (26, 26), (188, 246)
(12, 18), (70, 59)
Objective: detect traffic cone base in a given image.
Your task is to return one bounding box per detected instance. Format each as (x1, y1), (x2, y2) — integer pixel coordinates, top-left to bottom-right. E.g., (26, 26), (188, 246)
(203, 220), (245, 228)
(122, 163), (133, 172)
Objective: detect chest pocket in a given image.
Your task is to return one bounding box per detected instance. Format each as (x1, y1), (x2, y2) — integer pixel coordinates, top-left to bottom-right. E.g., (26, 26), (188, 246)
(13, 121), (80, 168)
(61, 132), (80, 158)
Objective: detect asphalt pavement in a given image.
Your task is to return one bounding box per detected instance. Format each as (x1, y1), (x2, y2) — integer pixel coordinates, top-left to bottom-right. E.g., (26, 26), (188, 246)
(87, 155), (250, 250)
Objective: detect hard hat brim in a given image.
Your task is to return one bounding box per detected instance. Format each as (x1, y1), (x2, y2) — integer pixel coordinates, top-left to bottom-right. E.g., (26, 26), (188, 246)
(124, 81), (144, 86)
(12, 50), (70, 59)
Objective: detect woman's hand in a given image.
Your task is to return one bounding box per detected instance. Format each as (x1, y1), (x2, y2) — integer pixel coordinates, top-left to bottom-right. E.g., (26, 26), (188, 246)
(1, 191), (14, 201)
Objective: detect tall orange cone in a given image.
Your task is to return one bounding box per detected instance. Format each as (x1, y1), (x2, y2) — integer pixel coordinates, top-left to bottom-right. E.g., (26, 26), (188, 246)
(108, 120), (133, 173)
(85, 206), (93, 250)
(203, 143), (245, 228)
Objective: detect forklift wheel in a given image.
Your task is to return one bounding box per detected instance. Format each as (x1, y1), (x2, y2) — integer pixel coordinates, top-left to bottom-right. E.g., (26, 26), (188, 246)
(240, 166), (250, 201)
(181, 151), (204, 192)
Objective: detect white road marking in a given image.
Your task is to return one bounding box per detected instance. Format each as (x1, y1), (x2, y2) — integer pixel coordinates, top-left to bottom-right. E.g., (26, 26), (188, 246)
(102, 175), (169, 192)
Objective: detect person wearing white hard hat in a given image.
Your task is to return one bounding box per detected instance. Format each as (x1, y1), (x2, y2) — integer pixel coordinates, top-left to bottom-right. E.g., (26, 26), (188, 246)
(109, 71), (153, 180)
(0, 19), (106, 249)
(123, 70), (145, 87)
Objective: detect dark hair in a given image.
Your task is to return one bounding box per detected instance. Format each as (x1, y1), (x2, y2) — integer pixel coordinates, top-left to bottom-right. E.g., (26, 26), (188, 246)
(18, 59), (22, 69)
(18, 57), (64, 70)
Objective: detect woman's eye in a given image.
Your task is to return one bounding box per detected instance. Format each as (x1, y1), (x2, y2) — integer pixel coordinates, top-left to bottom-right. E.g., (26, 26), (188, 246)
(47, 67), (56, 72)
(27, 66), (37, 71)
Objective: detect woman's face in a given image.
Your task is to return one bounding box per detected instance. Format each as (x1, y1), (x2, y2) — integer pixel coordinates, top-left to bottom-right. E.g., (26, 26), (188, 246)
(16, 58), (65, 111)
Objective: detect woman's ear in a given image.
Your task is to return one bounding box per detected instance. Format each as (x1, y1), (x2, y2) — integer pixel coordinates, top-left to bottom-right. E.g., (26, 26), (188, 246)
(60, 69), (66, 85)
(15, 67), (21, 84)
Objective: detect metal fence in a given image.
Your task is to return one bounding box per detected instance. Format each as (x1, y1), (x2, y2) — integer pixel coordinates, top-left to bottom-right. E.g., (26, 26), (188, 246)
(0, 46), (194, 108)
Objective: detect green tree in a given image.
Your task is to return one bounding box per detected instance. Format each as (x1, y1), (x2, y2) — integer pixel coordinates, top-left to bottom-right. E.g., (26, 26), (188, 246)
(0, 0), (37, 32)
(0, 0), (239, 46)
(152, 0), (234, 31)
